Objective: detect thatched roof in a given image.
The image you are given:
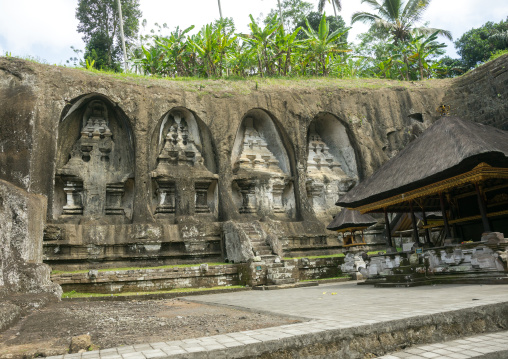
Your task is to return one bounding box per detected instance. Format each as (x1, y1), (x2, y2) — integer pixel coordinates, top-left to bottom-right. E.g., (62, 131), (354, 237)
(327, 209), (377, 231)
(337, 117), (508, 208)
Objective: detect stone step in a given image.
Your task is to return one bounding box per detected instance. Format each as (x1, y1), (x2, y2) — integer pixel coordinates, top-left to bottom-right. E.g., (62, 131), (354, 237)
(270, 278), (297, 285)
(252, 281), (318, 290)
(256, 249), (273, 256)
(267, 272), (295, 280)
(270, 263), (285, 268)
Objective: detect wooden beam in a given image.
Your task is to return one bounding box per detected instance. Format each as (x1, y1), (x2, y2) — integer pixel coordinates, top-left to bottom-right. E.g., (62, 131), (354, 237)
(439, 192), (452, 239)
(475, 182), (492, 232)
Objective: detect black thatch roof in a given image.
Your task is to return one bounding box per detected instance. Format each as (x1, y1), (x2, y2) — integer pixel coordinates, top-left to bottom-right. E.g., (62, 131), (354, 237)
(327, 209), (377, 231)
(337, 117), (508, 208)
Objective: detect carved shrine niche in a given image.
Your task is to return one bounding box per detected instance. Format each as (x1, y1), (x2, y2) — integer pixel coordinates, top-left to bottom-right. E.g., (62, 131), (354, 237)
(306, 115), (359, 221)
(54, 98), (135, 223)
(151, 109), (218, 219)
(231, 111), (296, 219)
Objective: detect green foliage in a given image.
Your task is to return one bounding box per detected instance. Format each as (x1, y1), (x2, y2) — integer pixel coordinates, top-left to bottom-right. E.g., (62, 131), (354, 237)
(488, 48), (508, 62)
(295, 11), (347, 42)
(76, 0), (142, 71)
(61, 286), (245, 298)
(126, 6), (450, 81)
(352, 0), (451, 44)
(264, 0), (314, 31)
(454, 17), (508, 70)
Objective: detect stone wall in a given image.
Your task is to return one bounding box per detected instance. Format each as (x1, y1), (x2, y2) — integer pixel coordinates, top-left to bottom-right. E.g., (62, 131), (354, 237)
(52, 264), (239, 293)
(51, 257), (346, 293)
(1, 55), (505, 268)
(0, 179), (61, 296)
(444, 53), (508, 130)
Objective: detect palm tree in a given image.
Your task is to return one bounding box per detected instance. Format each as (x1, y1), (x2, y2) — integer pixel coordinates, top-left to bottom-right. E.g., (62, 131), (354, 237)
(217, 0), (223, 19)
(318, 0), (342, 20)
(351, 0), (452, 44)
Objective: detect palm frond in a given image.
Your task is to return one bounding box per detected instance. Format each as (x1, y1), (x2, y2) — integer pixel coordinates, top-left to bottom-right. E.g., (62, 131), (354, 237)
(415, 26), (452, 41)
(351, 11), (382, 25)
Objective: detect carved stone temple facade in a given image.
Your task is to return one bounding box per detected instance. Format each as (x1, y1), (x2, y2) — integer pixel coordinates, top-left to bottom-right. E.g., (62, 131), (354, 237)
(8, 57), (505, 270)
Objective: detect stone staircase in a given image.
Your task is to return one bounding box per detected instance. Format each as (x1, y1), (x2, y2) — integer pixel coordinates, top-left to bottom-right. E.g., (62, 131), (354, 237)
(237, 221), (297, 286)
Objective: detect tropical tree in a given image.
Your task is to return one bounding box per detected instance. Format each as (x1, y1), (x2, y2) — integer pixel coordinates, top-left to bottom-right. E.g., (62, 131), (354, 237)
(454, 17), (508, 69)
(243, 15), (280, 77)
(318, 0), (341, 20)
(76, 0), (142, 71)
(295, 12), (347, 42)
(407, 30), (446, 79)
(351, 0), (451, 44)
(301, 14), (350, 75)
(217, 0), (223, 19)
(264, 0), (313, 32)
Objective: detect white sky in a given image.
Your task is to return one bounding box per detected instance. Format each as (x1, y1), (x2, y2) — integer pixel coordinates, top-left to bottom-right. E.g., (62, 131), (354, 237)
(0, 0), (507, 65)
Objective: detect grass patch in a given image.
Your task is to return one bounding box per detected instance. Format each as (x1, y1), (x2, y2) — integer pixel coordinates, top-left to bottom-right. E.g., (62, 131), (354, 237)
(62, 285), (246, 299)
(366, 247), (402, 255)
(52, 262), (229, 275)
(283, 253), (345, 260)
(301, 276), (350, 282)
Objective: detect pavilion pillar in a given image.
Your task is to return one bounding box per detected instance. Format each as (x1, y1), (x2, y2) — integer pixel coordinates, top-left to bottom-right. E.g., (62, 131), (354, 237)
(409, 201), (421, 246)
(475, 182), (491, 232)
(421, 207), (431, 246)
(439, 192), (451, 239)
(384, 208), (393, 248)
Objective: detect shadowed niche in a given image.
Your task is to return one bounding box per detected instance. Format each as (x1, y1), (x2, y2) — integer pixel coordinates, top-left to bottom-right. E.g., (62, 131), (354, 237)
(231, 109), (297, 220)
(150, 107), (218, 221)
(306, 113), (359, 221)
(53, 95), (135, 224)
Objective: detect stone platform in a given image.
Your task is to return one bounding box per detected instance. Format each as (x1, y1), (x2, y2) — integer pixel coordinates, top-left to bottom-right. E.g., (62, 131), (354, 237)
(44, 282), (508, 359)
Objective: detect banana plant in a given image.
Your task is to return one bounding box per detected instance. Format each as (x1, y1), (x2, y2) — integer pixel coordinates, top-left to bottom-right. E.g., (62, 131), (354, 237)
(301, 14), (350, 76)
(242, 15), (279, 77)
(274, 26), (302, 75)
(154, 25), (195, 77)
(407, 30), (446, 79)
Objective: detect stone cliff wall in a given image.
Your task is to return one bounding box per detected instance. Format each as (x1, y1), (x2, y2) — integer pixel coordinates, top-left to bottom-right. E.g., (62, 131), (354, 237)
(0, 179), (61, 296)
(1, 55), (504, 267)
(444, 54), (508, 130)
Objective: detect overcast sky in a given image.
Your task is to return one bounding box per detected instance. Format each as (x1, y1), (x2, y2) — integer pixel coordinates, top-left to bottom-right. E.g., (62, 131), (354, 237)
(0, 0), (507, 65)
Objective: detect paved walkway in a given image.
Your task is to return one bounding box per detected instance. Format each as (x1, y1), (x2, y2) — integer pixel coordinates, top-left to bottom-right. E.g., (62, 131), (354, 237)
(376, 331), (508, 358)
(45, 282), (508, 359)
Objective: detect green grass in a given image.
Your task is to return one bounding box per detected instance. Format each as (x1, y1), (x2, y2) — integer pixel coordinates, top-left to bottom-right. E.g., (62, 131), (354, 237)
(283, 253), (345, 260)
(301, 276), (350, 282)
(52, 262), (229, 275)
(367, 247), (402, 255)
(62, 285), (246, 299)
(487, 49), (508, 63)
(1, 55), (450, 93)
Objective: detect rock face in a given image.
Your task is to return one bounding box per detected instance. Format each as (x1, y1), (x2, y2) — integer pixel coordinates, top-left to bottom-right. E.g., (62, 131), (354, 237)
(0, 179), (62, 297)
(0, 55), (505, 267)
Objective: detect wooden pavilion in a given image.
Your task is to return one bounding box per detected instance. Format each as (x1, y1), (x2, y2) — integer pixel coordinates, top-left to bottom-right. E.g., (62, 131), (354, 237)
(336, 117), (508, 247)
(327, 209), (377, 247)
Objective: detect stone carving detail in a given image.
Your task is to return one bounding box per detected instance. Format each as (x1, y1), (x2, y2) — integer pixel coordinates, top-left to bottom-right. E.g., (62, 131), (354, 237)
(155, 114), (204, 168)
(306, 123), (358, 220)
(233, 117), (293, 217)
(235, 118), (283, 175)
(56, 100), (133, 220)
(307, 131), (342, 174)
(155, 181), (176, 214)
(152, 111), (217, 216)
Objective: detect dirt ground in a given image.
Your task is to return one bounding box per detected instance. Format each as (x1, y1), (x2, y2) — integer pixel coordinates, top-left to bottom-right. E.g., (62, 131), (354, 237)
(0, 298), (300, 359)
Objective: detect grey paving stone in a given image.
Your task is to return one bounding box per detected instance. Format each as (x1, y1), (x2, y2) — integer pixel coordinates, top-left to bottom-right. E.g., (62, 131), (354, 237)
(121, 354), (146, 359)
(405, 348), (425, 355)
(161, 347), (186, 355)
(446, 353), (472, 359)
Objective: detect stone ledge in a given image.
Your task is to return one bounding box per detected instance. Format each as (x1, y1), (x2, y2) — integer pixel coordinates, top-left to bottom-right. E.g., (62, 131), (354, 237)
(44, 301), (508, 359)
